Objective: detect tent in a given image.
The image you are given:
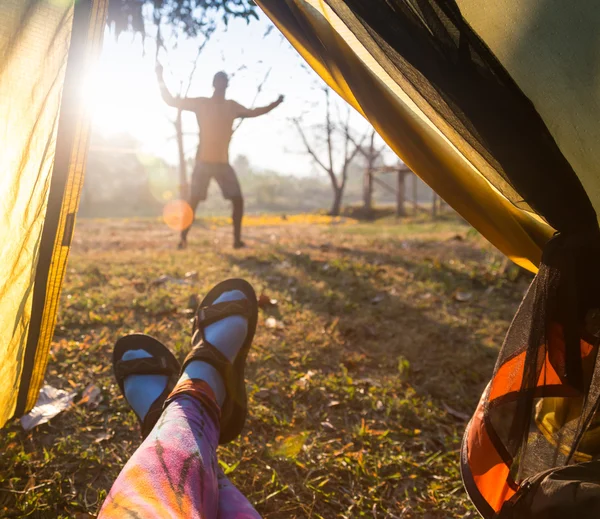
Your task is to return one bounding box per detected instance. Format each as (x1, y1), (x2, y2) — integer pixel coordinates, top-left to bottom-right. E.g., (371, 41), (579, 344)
(254, 1), (600, 515)
(3, 0), (600, 515)
(0, 0), (108, 427)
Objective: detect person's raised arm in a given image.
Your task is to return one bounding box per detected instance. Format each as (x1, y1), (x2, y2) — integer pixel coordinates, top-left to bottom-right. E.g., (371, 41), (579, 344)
(155, 63), (199, 111)
(234, 95), (284, 119)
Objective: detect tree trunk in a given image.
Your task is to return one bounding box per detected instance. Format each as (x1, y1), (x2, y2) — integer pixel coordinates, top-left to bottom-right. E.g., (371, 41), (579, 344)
(363, 167), (373, 214)
(397, 170), (406, 217)
(330, 186), (344, 216)
(175, 109), (189, 200)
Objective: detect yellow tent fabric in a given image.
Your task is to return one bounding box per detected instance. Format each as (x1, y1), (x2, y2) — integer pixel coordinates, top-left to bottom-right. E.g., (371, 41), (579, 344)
(458, 0), (600, 220)
(256, 0), (554, 272)
(0, 0), (107, 427)
(259, 4), (600, 516)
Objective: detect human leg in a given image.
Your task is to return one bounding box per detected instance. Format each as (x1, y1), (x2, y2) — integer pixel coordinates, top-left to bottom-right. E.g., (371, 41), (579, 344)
(100, 279), (260, 518)
(98, 379), (221, 519)
(232, 196), (244, 249)
(180, 163), (210, 248)
(213, 164), (244, 248)
(216, 468), (262, 519)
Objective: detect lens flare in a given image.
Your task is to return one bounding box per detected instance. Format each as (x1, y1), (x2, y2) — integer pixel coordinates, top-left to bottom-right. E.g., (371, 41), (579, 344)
(163, 200), (194, 231)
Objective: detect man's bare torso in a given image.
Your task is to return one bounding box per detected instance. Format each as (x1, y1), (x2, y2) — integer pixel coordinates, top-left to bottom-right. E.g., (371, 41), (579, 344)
(193, 98), (244, 165)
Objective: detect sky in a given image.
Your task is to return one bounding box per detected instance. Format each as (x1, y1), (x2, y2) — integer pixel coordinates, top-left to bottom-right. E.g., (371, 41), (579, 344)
(86, 11), (378, 177)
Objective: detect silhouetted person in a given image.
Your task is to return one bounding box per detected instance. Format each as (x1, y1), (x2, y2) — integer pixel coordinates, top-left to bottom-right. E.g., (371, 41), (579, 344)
(156, 64), (284, 249)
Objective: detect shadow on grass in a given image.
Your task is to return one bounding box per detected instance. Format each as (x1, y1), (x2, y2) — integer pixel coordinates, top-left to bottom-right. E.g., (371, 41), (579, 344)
(222, 246), (507, 411)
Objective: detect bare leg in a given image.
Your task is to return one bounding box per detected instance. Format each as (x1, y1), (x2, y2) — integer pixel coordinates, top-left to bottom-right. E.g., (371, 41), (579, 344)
(232, 196), (244, 248)
(180, 190), (204, 249)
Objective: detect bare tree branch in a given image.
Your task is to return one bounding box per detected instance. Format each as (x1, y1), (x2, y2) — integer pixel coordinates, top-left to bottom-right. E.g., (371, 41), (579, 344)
(184, 32), (213, 96)
(232, 66), (273, 134)
(340, 130), (368, 191)
(294, 86), (373, 214)
(292, 118), (336, 189)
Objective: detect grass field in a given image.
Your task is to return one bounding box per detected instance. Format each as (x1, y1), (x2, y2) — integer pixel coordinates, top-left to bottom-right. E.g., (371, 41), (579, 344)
(0, 214), (532, 518)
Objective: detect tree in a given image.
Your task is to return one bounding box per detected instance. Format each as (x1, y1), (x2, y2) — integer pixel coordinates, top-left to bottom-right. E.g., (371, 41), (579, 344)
(164, 47), (207, 199)
(353, 129), (387, 214)
(107, 1), (258, 41)
(293, 88), (367, 216)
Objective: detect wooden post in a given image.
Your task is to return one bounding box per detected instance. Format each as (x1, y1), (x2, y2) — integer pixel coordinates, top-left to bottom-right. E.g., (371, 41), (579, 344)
(397, 169), (406, 217)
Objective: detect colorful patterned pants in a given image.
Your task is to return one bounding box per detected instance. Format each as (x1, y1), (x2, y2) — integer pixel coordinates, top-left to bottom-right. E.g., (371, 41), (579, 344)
(99, 380), (261, 519)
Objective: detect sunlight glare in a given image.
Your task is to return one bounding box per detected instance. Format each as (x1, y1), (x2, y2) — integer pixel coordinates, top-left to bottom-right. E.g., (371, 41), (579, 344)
(163, 200), (194, 231)
(84, 36), (172, 161)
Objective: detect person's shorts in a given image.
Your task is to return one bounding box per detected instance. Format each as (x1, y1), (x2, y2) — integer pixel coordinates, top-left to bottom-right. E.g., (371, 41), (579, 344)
(190, 162), (242, 202)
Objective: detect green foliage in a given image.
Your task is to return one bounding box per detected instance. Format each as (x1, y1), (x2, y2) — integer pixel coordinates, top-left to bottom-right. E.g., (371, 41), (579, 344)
(107, 0), (258, 40)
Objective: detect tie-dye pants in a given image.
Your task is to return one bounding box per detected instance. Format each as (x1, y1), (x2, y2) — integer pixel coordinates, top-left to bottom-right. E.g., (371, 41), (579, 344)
(98, 379), (261, 519)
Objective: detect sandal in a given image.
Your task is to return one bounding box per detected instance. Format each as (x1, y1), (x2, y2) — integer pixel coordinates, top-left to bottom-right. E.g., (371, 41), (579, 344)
(181, 278), (258, 444)
(113, 334), (181, 439)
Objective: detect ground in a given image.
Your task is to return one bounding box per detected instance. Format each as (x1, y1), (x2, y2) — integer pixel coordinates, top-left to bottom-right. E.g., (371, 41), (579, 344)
(0, 214), (532, 518)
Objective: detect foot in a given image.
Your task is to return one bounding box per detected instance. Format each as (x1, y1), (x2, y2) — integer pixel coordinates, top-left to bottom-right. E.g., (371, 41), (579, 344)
(233, 240), (246, 249)
(179, 289), (249, 406)
(122, 350), (169, 421)
(113, 335), (180, 438)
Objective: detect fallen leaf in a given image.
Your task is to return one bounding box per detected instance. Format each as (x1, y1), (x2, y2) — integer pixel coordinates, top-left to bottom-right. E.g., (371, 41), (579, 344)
(265, 316), (284, 329)
(328, 317), (340, 333)
(454, 291), (473, 302)
(20, 385), (77, 431)
(133, 281), (146, 293)
(94, 431), (113, 443)
(78, 384), (103, 409)
(371, 294), (385, 304)
(296, 370), (316, 389)
(269, 432), (309, 459)
(254, 389), (271, 400)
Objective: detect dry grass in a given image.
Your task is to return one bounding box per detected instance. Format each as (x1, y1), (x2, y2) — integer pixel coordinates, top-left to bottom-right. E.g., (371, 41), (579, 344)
(0, 215), (531, 518)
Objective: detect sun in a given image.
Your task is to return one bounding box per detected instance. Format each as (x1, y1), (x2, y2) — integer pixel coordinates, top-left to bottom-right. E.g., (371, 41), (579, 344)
(83, 36), (171, 153)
